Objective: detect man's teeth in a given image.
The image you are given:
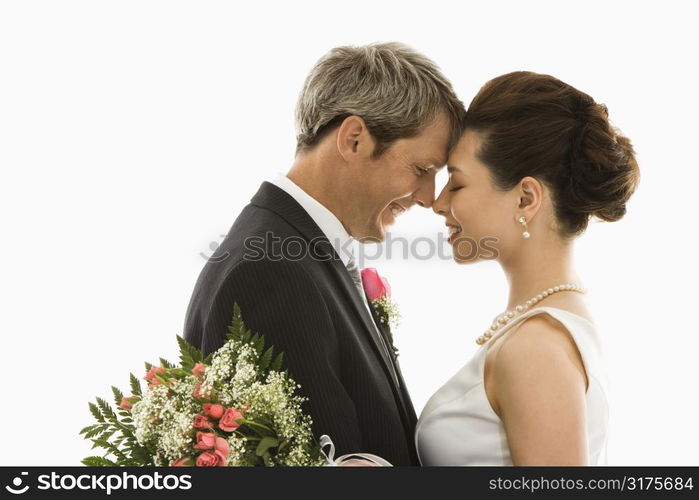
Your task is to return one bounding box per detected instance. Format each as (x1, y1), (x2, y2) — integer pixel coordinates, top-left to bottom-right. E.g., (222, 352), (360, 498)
(448, 226), (462, 236)
(390, 204), (405, 217)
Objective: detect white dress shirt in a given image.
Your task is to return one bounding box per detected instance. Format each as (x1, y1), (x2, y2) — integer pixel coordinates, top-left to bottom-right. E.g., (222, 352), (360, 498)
(269, 174), (382, 324)
(270, 173), (356, 267)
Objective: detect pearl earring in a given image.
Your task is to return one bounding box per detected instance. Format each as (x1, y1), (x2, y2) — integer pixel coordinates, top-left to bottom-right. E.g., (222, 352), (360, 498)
(518, 216), (530, 239)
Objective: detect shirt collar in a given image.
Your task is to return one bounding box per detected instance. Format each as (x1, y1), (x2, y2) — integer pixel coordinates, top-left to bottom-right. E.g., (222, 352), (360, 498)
(270, 173), (356, 266)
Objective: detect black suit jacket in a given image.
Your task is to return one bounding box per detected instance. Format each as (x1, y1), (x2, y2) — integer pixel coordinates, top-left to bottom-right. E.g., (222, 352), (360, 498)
(183, 182), (419, 465)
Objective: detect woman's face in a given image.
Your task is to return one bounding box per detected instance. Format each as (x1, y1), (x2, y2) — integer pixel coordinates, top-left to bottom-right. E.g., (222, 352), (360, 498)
(433, 129), (521, 264)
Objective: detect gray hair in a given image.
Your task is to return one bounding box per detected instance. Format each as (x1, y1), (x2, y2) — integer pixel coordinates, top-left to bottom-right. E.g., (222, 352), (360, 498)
(295, 42), (465, 157)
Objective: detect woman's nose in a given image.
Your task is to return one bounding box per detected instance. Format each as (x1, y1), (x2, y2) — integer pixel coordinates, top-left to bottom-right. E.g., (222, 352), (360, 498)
(433, 188), (448, 215)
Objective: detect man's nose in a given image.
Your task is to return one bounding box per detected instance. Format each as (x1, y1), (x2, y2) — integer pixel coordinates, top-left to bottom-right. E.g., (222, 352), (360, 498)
(413, 177), (436, 209)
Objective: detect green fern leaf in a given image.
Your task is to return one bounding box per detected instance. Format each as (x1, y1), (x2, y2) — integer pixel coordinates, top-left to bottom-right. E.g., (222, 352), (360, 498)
(89, 402), (105, 423)
(159, 358), (174, 369)
(91, 439), (128, 461)
(260, 346), (274, 370)
(242, 328), (252, 344)
(129, 373), (142, 397)
(130, 445), (152, 465)
(79, 424), (98, 435)
(111, 386), (124, 407)
(254, 335), (265, 355)
(83, 425), (107, 439)
(270, 351), (284, 372)
(82, 456), (116, 467)
(98, 429), (117, 442)
(231, 302), (244, 330)
(96, 397), (119, 425)
(176, 335), (202, 370)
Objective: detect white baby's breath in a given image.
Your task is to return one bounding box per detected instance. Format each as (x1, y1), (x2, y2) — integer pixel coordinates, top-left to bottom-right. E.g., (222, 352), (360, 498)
(131, 377), (199, 463)
(123, 323), (324, 466)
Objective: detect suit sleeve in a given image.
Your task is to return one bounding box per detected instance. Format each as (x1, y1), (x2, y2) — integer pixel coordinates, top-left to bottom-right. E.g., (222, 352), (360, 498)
(200, 258), (363, 455)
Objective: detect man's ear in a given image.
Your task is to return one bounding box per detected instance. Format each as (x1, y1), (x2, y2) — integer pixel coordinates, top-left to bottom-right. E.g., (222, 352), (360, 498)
(336, 115), (376, 163)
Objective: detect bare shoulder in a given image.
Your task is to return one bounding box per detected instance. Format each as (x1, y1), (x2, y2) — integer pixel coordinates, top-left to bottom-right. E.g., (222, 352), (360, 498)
(493, 313), (589, 391)
(486, 312), (592, 464)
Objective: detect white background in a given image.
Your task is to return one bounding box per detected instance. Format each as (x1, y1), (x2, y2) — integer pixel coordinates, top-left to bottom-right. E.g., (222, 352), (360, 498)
(1, 0), (697, 466)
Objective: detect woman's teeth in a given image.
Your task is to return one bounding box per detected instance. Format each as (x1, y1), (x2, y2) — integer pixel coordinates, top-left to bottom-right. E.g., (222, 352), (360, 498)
(448, 225), (462, 236)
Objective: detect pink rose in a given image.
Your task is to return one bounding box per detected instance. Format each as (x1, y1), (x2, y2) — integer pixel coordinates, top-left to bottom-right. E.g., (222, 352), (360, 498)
(360, 268), (391, 301)
(218, 407), (243, 432)
(193, 415), (212, 429)
(172, 457), (193, 466)
(144, 366), (165, 386)
(203, 403), (224, 419)
(215, 437), (230, 462)
(118, 396), (139, 410)
(195, 452), (221, 467)
(192, 363), (206, 379)
(214, 450), (228, 466)
(194, 432), (216, 450)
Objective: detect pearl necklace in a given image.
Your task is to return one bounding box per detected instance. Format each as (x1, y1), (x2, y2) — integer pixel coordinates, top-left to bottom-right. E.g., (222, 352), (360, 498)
(476, 283), (586, 345)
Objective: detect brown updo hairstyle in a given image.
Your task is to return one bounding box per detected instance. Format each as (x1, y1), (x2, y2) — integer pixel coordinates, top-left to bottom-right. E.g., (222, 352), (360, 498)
(464, 71), (640, 237)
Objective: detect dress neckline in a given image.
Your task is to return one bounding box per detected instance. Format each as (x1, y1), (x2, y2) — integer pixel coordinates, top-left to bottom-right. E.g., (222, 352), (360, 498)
(480, 305), (595, 350)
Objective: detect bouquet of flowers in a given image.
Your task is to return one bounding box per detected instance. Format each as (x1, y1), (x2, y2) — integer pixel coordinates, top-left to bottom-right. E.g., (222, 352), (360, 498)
(79, 303), (324, 467)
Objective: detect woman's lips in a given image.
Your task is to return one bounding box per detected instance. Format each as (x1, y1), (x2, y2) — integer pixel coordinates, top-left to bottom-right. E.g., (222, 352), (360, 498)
(447, 224), (462, 243)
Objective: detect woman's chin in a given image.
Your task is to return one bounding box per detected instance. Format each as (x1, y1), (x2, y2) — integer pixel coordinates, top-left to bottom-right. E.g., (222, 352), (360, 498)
(452, 253), (482, 265)
(450, 236), (485, 264)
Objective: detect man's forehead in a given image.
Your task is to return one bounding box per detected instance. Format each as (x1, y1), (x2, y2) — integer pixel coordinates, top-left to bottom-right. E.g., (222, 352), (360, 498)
(423, 155), (448, 169)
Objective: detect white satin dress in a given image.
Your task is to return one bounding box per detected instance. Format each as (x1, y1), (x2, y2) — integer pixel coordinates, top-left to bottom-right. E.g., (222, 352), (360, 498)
(415, 306), (610, 466)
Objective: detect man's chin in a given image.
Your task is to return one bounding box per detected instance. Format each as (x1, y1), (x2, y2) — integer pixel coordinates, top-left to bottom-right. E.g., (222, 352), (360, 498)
(355, 224), (387, 244)
(375, 211), (400, 240)
(364, 230), (386, 244)
(375, 217), (397, 242)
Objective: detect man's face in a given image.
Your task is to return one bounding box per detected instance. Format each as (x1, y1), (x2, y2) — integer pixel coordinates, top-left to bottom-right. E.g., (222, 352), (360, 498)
(348, 112), (452, 242)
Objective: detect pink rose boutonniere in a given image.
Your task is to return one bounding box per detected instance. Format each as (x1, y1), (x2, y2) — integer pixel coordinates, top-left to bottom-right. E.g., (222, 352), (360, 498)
(360, 267), (401, 359)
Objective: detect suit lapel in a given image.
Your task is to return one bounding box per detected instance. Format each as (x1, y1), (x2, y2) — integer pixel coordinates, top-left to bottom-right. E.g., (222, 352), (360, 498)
(251, 181), (418, 461)
(250, 182), (404, 398)
(367, 301), (399, 362)
(367, 299), (418, 428)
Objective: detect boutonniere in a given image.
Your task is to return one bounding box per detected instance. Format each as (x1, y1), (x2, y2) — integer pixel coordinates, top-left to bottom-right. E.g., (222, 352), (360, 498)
(360, 268), (401, 358)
